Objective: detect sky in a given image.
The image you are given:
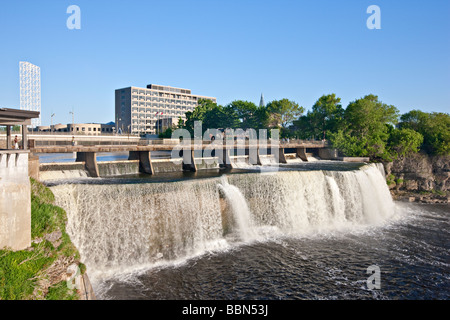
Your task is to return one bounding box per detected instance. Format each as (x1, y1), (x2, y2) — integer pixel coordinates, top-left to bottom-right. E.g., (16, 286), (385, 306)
(0, 0), (449, 126)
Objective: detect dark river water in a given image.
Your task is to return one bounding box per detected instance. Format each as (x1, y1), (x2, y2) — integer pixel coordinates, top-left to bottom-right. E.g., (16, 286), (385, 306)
(97, 202), (448, 300)
(44, 154), (449, 301)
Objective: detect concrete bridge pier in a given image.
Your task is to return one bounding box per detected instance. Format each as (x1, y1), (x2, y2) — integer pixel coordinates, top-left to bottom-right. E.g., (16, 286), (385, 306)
(218, 148), (232, 169)
(76, 152), (100, 177)
(278, 148), (288, 164)
(128, 151), (154, 175)
(248, 147), (262, 166)
(296, 147), (308, 162)
(182, 149), (197, 172)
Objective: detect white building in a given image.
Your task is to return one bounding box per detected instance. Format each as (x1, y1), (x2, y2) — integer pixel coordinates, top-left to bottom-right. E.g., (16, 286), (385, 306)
(115, 84), (216, 135)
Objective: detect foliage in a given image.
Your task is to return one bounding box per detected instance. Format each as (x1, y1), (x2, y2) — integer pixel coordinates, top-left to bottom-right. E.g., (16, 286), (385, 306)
(0, 178), (80, 300)
(292, 94), (343, 139)
(327, 95), (399, 160)
(0, 242), (53, 299)
(266, 98), (304, 129)
(182, 99), (240, 135)
(226, 100), (258, 129)
(181, 94), (447, 159)
(45, 281), (79, 300)
(398, 110), (449, 155)
(182, 98), (302, 139)
(387, 128), (424, 158)
(158, 126), (176, 139)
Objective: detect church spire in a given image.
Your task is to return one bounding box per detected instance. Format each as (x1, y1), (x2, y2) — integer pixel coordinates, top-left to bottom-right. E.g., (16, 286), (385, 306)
(259, 93), (265, 107)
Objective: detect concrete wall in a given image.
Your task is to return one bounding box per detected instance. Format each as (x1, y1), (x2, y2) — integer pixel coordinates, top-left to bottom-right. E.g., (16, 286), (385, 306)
(0, 151), (31, 251)
(28, 153), (40, 180)
(318, 148), (339, 160)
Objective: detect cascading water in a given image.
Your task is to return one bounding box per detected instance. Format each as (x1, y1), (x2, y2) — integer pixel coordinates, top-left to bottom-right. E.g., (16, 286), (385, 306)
(217, 176), (257, 241)
(50, 163), (397, 290)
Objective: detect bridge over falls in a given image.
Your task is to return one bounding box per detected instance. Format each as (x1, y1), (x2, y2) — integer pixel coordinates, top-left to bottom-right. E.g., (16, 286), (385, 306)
(30, 139), (340, 177)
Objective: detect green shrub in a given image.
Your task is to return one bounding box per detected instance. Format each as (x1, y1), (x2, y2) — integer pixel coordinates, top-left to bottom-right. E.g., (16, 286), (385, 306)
(0, 178), (81, 300)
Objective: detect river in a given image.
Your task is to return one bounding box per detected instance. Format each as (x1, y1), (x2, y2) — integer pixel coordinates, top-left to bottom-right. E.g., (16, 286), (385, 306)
(45, 160), (449, 300)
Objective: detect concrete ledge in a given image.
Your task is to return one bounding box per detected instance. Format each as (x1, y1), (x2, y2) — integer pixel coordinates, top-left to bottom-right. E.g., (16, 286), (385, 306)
(337, 157), (370, 162)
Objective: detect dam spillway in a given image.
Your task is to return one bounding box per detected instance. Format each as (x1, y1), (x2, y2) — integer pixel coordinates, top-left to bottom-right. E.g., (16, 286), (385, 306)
(49, 163), (395, 285)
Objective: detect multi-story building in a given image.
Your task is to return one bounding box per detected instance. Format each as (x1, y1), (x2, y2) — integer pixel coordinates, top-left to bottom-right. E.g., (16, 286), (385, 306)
(115, 84), (216, 135)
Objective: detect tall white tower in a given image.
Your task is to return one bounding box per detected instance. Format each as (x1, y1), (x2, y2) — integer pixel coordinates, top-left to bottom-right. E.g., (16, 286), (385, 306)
(20, 61), (41, 127)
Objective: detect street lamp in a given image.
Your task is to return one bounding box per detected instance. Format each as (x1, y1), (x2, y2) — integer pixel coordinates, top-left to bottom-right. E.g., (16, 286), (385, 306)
(51, 113), (55, 133)
(69, 110), (74, 134)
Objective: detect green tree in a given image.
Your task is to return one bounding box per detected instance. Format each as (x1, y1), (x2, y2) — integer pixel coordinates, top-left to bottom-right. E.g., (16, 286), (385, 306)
(183, 99), (218, 134)
(399, 110), (450, 155)
(290, 115), (315, 139)
(309, 94), (344, 140)
(266, 99), (304, 129)
(183, 99), (240, 136)
(158, 126), (177, 138)
(203, 104), (240, 130)
(344, 94), (399, 138)
(387, 128), (424, 158)
(329, 94), (400, 160)
(227, 100), (258, 129)
(177, 117), (184, 129)
(292, 94), (344, 140)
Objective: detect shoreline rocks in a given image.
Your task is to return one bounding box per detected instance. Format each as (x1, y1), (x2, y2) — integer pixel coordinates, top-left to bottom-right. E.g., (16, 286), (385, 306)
(382, 153), (449, 204)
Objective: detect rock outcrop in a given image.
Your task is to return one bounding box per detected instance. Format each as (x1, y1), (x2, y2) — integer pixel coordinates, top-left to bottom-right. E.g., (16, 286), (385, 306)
(382, 153), (449, 203)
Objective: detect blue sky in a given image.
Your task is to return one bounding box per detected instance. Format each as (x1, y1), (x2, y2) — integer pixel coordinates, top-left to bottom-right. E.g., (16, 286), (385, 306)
(0, 0), (449, 126)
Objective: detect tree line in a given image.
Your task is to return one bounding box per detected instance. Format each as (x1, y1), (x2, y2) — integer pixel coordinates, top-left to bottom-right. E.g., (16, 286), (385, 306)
(160, 94), (449, 161)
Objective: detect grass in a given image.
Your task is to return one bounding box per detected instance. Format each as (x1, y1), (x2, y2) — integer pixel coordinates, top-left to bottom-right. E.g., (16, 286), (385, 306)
(45, 281), (80, 300)
(0, 178), (82, 300)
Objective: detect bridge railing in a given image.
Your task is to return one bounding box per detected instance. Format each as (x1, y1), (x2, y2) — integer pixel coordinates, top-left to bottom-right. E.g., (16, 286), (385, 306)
(27, 136), (331, 151)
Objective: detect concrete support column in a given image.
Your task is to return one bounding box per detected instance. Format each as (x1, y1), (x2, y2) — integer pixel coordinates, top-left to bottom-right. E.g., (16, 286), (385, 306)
(278, 148), (287, 164)
(296, 147), (308, 162)
(248, 147), (262, 166)
(129, 151), (154, 175)
(218, 148), (232, 169)
(22, 125), (28, 150)
(6, 125), (11, 149)
(76, 152), (99, 177)
(182, 149), (197, 172)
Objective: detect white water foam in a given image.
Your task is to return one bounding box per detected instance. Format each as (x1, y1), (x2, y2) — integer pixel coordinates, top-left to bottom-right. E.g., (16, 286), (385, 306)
(218, 176), (258, 241)
(50, 163), (398, 296)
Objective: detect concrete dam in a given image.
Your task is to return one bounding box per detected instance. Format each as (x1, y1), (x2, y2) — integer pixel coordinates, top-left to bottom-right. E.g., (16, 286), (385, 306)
(48, 163), (395, 298)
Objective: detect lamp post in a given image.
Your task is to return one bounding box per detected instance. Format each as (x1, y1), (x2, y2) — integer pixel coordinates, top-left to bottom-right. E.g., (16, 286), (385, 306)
(51, 113), (55, 133)
(69, 109), (74, 134)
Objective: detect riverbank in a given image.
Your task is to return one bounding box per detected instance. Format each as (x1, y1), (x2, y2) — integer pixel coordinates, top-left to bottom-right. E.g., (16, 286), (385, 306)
(0, 178), (94, 300)
(383, 153), (449, 204)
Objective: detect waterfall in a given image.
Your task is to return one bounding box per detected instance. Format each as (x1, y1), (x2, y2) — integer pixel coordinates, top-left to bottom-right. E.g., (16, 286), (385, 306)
(50, 163), (395, 285)
(217, 176), (257, 241)
(97, 160), (139, 176)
